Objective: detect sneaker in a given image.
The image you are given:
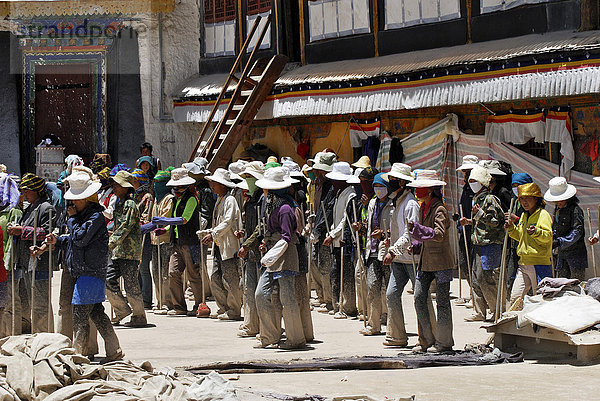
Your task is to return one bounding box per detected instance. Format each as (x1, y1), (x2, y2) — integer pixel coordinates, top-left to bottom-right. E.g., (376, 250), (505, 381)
(412, 344), (430, 353)
(154, 307), (169, 316)
(167, 309), (188, 316)
(427, 344), (453, 353)
(279, 341), (307, 350)
(237, 329), (258, 338)
(315, 306), (330, 313)
(383, 338), (408, 347)
(310, 299), (321, 307)
(464, 313), (485, 322)
(110, 311), (131, 326)
(359, 326), (381, 336)
(218, 312), (242, 321)
(123, 318), (148, 328)
(100, 348), (124, 364)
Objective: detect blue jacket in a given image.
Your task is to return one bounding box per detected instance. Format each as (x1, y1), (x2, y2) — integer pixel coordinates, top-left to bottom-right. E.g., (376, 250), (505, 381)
(56, 203), (109, 281)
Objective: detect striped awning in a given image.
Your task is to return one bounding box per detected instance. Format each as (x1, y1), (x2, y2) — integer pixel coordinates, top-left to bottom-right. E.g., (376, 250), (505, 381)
(173, 30), (600, 123)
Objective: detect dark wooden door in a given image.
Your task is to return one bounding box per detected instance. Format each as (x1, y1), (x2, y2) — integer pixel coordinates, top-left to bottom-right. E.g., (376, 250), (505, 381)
(34, 63), (95, 162)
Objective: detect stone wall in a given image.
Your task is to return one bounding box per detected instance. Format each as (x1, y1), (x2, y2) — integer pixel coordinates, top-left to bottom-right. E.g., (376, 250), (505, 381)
(0, 32), (21, 175)
(136, 0), (202, 170)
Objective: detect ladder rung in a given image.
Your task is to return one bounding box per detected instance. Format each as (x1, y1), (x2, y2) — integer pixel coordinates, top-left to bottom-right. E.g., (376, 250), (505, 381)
(249, 75), (262, 81)
(231, 74), (240, 83)
(232, 104), (244, 111)
(240, 90), (253, 97)
(212, 149), (218, 154)
(245, 77), (258, 87)
(226, 119), (236, 125)
(219, 134), (227, 140)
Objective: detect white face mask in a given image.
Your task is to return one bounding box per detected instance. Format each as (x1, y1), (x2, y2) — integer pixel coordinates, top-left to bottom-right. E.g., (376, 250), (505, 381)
(512, 187), (519, 197)
(469, 181), (483, 194)
(374, 187), (388, 199)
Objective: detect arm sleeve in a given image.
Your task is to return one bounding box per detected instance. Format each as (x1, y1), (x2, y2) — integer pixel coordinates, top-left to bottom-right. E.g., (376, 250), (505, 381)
(260, 239), (289, 267)
(242, 225), (261, 248)
(181, 197), (198, 224)
(530, 211), (553, 245)
(211, 197), (239, 239)
(277, 205), (297, 243)
(103, 195), (117, 220)
(109, 201), (139, 248)
(71, 213), (106, 248)
(557, 207), (585, 251)
(390, 200), (419, 256)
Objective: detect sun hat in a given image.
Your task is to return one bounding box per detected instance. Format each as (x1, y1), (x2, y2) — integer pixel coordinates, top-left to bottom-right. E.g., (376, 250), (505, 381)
(205, 168), (237, 188)
(325, 162), (355, 182)
(543, 177), (576, 202)
(182, 157), (209, 176)
(267, 156), (278, 164)
(166, 168), (197, 187)
(64, 172), (102, 200)
(153, 169), (172, 182)
(241, 161), (265, 180)
(384, 163), (413, 182)
(312, 152), (337, 172)
(282, 166), (300, 184)
(407, 170), (447, 188)
(137, 156), (155, 168)
(469, 165), (491, 188)
(479, 160), (507, 176)
(352, 156), (371, 169)
(280, 156), (294, 164)
(359, 166), (379, 180)
(256, 166), (297, 190)
(236, 180), (249, 191)
(19, 173), (46, 193)
(110, 170), (135, 189)
(456, 155), (479, 171)
(228, 160), (247, 182)
(72, 165), (95, 180)
(282, 160), (305, 179)
(517, 182), (543, 198)
(512, 173), (533, 187)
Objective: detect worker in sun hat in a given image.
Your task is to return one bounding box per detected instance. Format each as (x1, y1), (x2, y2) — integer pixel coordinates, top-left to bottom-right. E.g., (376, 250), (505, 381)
(459, 165), (506, 322)
(352, 155), (372, 169)
(506, 182), (552, 306)
(105, 171), (147, 328)
(545, 177), (587, 281)
(253, 166), (305, 349)
(5, 173), (56, 334)
(309, 151), (337, 314)
(456, 155), (479, 298)
(236, 161), (266, 337)
(201, 168), (243, 320)
(323, 162), (358, 318)
(407, 170), (454, 353)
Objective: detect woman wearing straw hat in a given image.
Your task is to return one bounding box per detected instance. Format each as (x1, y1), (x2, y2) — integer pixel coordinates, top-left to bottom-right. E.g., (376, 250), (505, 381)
(41, 172), (123, 362)
(545, 177), (587, 281)
(105, 171), (147, 327)
(6, 173), (56, 334)
(202, 168), (243, 320)
(407, 170), (454, 353)
(254, 167), (305, 349)
(505, 182), (553, 305)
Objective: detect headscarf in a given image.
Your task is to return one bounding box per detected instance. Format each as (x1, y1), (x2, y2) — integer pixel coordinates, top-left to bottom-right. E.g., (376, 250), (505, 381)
(65, 155), (83, 175)
(0, 174), (20, 209)
(97, 167), (111, 180)
(137, 156), (155, 168)
(19, 173), (46, 195)
(359, 166), (378, 199)
(153, 169), (172, 202)
(110, 164), (130, 177)
(512, 173), (533, 187)
(372, 172), (390, 189)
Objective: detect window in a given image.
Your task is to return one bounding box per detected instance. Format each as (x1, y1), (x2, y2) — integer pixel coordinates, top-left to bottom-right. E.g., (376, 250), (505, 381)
(246, 0), (271, 51)
(308, 0), (370, 43)
(385, 0), (461, 29)
(514, 138), (548, 160)
(481, 0), (551, 14)
(204, 0), (237, 57)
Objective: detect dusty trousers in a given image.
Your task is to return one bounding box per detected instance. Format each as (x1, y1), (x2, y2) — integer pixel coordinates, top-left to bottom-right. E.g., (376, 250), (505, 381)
(210, 246), (242, 318)
(312, 243), (333, 309)
(152, 243), (172, 309)
(414, 271), (454, 349)
(255, 269), (305, 347)
(331, 247), (357, 316)
(57, 267), (98, 355)
(73, 303), (120, 358)
(294, 272), (314, 342)
(2, 270), (31, 335)
(364, 257), (389, 331)
(168, 244), (203, 312)
(472, 254), (501, 319)
(22, 270), (54, 333)
(106, 259), (146, 324)
(239, 260), (260, 335)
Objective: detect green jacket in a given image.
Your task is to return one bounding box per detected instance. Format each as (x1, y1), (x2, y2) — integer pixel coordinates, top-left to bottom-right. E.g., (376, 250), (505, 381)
(0, 207), (23, 270)
(508, 207), (552, 266)
(109, 198), (142, 261)
(471, 190), (505, 246)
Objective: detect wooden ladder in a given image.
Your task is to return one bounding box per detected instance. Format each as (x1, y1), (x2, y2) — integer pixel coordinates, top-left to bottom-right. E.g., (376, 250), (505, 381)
(189, 14), (288, 170)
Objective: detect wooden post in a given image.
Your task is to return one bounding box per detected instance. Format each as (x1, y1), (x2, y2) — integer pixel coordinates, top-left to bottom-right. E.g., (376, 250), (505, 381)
(298, 0), (306, 65)
(274, 0), (280, 55)
(466, 0), (472, 44)
(373, 0), (379, 57)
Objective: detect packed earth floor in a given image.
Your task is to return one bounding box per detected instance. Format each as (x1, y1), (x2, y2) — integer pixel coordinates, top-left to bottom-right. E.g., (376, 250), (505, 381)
(42, 271), (600, 401)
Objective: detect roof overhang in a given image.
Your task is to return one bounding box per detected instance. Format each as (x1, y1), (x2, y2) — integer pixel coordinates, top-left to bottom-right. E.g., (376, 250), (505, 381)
(173, 30), (600, 123)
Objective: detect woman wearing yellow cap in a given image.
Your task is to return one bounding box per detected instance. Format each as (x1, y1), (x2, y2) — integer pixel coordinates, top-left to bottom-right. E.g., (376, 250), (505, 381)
(505, 182), (553, 306)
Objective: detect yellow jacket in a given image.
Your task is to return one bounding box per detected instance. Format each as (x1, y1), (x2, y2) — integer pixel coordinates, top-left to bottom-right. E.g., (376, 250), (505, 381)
(508, 207), (553, 266)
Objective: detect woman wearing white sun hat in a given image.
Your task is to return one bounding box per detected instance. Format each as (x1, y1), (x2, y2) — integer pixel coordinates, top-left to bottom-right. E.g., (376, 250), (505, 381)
(407, 170), (454, 353)
(545, 177), (587, 281)
(254, 167), (305, 349)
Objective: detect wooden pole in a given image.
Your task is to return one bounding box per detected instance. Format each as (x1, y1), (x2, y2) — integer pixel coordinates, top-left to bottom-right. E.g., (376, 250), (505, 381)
(351, 202), (368, 328)
(459, 205), (474, 303)
(31, 207), (39, 331)
(588, 208), (598, 277)
(298, 0), (306, 65)
(274, 0), (280, 55)
(495, 198), (515, 323)
(373, 0), (379, 57)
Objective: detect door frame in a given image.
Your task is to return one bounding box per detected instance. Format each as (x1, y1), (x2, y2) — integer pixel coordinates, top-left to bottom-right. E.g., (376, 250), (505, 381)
(23, 47), (107, 160)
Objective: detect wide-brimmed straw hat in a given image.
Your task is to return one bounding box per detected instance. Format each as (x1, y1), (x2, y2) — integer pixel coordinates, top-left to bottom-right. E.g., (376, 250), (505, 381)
(352, 156), (371, 169)
(479, 160), (507, 176)
(166, 168), (197, 187)
(205, 168), (237, 188)
(326, 162), (354, 182)
(384, 163), (413, 182)
(240, 161), (265, 180)
(407, 170), (447, 188)
(312, 152), (337, 172)
(544, 177), (576, 202)
(457, 155), (479, 171)
(256, 166), (296, 190)
(182, 157), (209, 176)
(64, 172), (102, 200)
(110, 171), (135, 189)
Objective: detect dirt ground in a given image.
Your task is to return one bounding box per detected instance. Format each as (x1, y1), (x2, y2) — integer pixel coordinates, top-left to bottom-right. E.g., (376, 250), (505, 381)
(50, 273), (600, 400)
